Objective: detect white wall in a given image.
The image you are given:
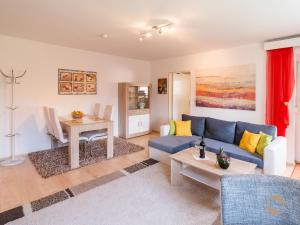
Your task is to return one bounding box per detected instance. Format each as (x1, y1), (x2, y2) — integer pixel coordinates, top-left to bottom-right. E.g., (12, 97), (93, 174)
(0, 35), (150, 158)
(151, 43), (266, 129)
(151, 43), (295, 164)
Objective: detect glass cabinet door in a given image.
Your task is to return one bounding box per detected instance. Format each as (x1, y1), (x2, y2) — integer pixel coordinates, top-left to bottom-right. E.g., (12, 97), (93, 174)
(128, 86), (149, 110)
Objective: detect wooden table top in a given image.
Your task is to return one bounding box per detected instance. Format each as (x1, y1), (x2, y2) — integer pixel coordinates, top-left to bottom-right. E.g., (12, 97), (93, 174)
(59, 115), (112, 127)
(170, 148), (257, 176)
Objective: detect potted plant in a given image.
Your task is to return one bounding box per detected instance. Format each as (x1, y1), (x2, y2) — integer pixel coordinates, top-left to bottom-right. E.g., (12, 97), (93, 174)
(216, 148), (231, 169)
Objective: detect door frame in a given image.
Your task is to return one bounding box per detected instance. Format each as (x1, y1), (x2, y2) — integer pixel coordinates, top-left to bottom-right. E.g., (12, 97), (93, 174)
(295, 58), (300, 163)
(168, 71), (191, 120)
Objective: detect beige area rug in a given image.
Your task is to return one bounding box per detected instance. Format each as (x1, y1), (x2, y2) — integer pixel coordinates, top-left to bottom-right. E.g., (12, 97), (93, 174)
(28, 137), (144, 178)
(9, 163), (220, 225)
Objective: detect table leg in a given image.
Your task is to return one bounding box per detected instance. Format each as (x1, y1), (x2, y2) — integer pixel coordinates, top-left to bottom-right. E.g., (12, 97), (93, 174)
(68, 127), (80, 169)
(107, 121), (114, 159)
(171, 159), (183, 186)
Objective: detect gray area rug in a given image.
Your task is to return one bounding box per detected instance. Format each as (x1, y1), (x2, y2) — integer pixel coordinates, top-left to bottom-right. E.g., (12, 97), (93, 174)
(28, 137), (144, 178)
(8, 163), (220, 225)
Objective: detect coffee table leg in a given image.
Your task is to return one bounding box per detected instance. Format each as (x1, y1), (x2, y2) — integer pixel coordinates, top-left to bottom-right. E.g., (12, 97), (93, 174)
(171, 159), (183, 186)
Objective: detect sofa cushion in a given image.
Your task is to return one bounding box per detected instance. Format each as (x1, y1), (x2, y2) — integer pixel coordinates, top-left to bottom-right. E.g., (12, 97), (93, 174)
(182, 114), (205, 136)
(204, 117), (236, 144)
(235, 121), (277, 145)
(148, 136), (200, 154)
(204, 138), (263, 168)
(175, 120), (192, 136)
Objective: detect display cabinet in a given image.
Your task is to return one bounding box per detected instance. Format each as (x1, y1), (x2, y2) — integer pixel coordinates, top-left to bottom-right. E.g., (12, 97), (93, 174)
(118, 83), (151, 139)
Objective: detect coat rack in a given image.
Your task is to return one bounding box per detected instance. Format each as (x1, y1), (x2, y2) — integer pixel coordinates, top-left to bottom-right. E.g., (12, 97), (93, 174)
(0, 69), (26, 166)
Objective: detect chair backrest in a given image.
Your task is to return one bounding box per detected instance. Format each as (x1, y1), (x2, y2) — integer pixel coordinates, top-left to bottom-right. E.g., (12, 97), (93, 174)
(103, 105), (113, 120)
(221, 175), (300, 225)
(48, 108), (65, 142)
(93, 103), (101, 117)
(43, 106), (54, 135)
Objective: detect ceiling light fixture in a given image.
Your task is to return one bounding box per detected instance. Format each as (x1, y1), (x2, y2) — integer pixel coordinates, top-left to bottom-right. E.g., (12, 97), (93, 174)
(145, 32), (153, 38)
(138, 23), (174, 41)
(98, 33), (108, 39)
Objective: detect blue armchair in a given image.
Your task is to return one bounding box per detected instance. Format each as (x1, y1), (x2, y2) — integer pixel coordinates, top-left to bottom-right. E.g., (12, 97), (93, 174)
(221, 175), (300, 225)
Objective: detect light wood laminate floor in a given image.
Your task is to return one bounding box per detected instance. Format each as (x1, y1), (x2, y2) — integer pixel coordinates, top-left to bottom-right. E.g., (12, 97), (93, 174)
(0, 133), (158, 213)
(0, 132), (299, 213)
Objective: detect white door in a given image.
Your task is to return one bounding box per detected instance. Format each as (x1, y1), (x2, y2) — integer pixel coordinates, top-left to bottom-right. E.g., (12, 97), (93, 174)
(171, 72), (191, 120)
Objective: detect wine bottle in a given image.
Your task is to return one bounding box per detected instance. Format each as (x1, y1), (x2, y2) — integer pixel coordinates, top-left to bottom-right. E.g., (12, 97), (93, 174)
(199, 136), (206, 158)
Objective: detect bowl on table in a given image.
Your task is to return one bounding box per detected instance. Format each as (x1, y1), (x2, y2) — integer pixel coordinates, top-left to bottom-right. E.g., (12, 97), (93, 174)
(71, 111), (84, 119)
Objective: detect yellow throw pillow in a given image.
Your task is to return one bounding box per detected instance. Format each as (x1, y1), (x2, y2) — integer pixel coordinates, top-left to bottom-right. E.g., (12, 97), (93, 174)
(239, 130), (262, 153)
(175, 120), (192, 136)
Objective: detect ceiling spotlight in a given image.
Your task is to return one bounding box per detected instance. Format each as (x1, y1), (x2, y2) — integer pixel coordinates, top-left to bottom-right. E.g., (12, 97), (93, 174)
(99, 33), (108, 39)
(137, 22), (175, 41)
(168, 24), (175, 31)
(158, 27), (165, 35)
(145, 32), (152, 38)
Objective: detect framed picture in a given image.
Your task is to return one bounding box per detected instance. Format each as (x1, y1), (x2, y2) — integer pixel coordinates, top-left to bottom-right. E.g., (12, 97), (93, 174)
(73, 73), (85, 82)
(59, 82), (72, 94)
(158, 78), (167, 94)
(59, 72), (72, 81)
(86, 73), (97, 83)
(86, 83), (96, 93)
(196, 64), (256, 111)
(73, 83), (85, 93)
(58, 69), (97, 95)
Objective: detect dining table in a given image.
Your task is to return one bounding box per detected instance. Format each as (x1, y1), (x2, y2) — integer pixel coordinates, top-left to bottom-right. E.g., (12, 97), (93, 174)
(60, 115), (114, 169)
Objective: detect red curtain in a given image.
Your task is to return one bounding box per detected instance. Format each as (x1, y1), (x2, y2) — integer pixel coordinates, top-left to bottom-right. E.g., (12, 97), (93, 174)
(266, 47), (294, 136)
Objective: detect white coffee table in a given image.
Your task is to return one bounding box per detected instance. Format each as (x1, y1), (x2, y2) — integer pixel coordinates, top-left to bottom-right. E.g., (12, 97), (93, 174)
(170, 148), (257, 190)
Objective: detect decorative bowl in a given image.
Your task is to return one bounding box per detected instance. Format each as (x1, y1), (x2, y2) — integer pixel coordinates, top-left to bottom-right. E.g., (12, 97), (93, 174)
(216, 148), (231, 169)
(72, 110), (84, 119)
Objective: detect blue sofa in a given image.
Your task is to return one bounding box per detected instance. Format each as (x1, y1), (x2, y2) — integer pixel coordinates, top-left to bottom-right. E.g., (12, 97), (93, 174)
(148, 115), (287, 175)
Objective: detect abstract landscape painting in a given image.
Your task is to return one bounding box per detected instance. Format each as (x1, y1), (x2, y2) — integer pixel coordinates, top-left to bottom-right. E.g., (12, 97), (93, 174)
(196, 64), (256, 111)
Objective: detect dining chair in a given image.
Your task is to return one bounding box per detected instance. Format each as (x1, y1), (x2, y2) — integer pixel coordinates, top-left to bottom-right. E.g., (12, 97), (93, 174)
(48, 108), (90, 149)
(43, 106), (57, 148)
(103, 104), (113, 120)
(93, 103), (101, 117)
(84, 105), (113, 142)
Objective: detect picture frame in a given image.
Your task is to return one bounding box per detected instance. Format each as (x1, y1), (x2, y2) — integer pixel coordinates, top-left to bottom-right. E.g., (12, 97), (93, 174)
(58, 69), (97, 95)
(158, 78), (167, 94)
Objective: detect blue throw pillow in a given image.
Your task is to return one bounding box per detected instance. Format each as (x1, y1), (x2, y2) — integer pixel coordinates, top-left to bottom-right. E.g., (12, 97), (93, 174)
(204, 117), (236, 144)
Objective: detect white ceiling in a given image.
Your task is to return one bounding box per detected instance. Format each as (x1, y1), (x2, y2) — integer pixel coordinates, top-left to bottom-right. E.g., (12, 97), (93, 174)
(0, 0), (300, 60)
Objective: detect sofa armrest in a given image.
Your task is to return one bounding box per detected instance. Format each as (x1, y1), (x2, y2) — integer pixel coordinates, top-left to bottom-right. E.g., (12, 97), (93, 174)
(263, 136), (287, 175)
(160, 124), (170, 136)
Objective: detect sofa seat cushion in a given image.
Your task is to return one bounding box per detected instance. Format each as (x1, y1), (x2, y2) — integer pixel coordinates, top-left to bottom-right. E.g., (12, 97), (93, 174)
(148, 136), (200, 154)
(182, 114), (205, 136)
(204, 138), (263, 168)
(204, 117), (236, 144)
(235, 121), (276, 145)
